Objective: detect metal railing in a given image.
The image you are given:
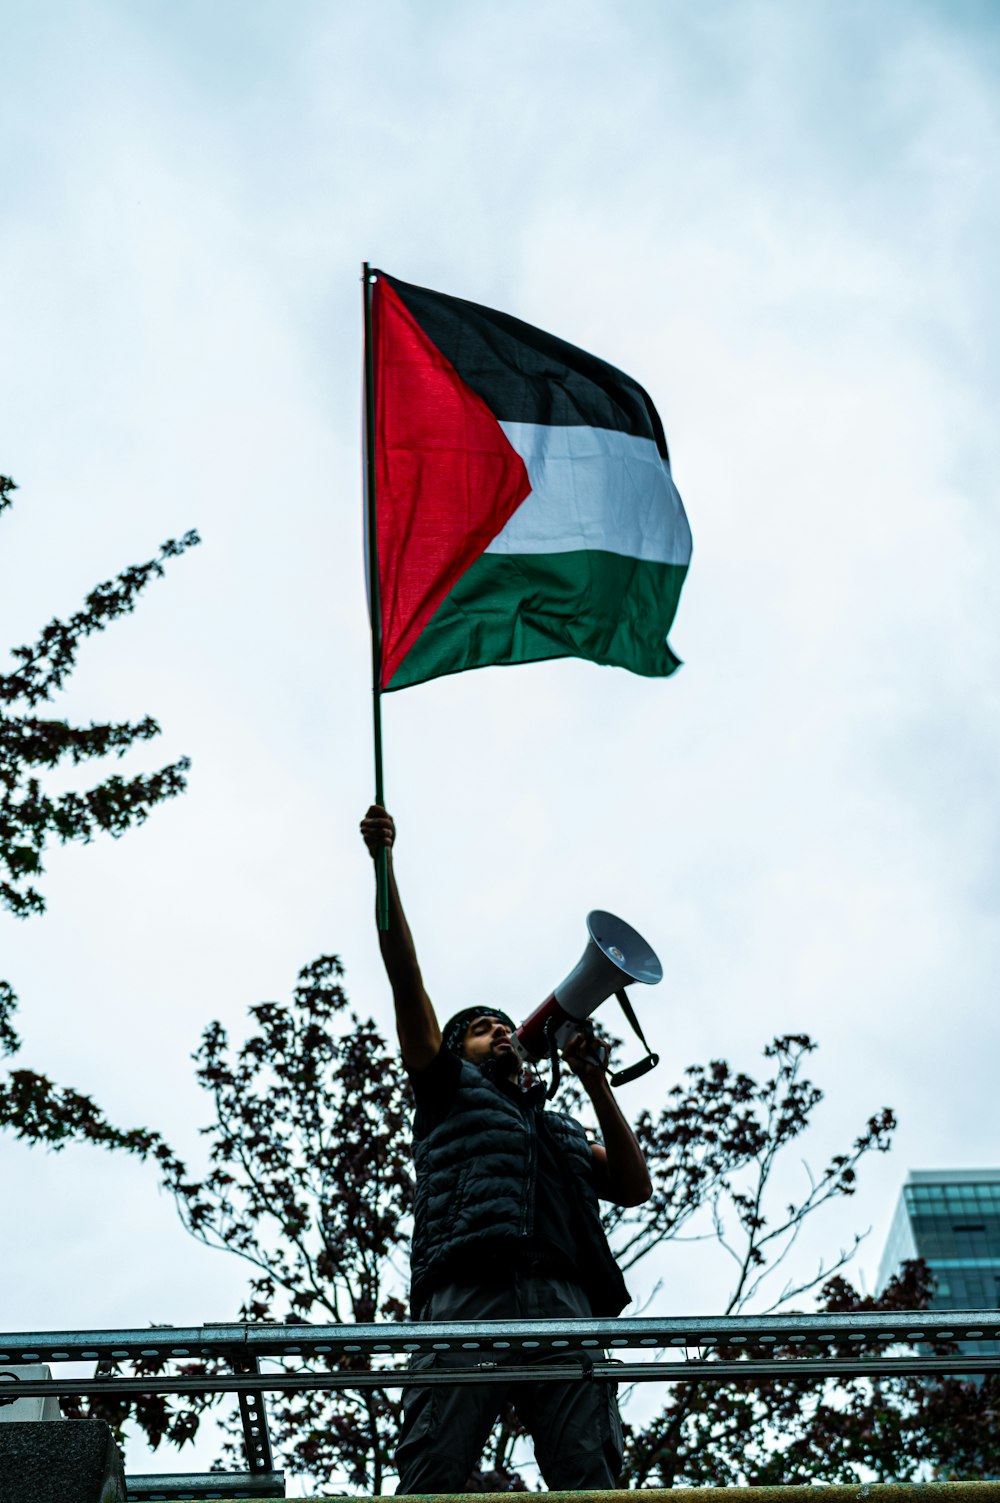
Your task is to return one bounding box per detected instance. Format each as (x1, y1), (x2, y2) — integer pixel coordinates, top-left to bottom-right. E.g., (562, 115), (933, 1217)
(2, 1311), (999, 1500)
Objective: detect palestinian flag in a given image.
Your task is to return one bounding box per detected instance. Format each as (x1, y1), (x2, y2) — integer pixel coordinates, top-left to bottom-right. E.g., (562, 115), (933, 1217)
(368, 270), (692, 693)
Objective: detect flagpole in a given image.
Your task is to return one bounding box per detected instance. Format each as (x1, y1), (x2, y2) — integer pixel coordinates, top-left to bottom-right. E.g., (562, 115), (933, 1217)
(362, 261), (389, 931)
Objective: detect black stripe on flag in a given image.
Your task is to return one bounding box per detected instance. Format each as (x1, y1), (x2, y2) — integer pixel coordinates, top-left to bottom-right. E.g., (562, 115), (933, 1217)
(378, 271), (669, 461)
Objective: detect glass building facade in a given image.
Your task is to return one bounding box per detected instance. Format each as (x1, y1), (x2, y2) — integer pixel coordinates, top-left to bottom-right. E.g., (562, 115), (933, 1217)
(877, 1168), (1000, 1310)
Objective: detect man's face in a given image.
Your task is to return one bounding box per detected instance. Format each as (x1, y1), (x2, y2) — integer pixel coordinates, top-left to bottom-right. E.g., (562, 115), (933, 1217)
(462, 1014), (519, 1075)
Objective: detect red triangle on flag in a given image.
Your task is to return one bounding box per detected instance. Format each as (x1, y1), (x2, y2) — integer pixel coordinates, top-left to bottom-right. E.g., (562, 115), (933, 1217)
(373, 278), (531, 689)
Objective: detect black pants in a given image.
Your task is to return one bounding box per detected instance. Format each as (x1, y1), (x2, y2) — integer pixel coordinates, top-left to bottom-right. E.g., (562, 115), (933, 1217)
(394, 1274), (623, 1495)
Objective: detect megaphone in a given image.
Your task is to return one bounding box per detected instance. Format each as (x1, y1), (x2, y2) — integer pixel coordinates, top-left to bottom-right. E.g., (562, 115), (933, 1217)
(512, 910), (663, 1090)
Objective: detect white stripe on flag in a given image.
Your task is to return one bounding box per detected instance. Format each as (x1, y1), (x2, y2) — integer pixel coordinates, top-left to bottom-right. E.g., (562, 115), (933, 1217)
(490, 422), (691, 566)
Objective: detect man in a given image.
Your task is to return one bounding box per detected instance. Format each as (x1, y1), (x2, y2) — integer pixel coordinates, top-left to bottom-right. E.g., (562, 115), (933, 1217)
(360, 804), (652, 1494)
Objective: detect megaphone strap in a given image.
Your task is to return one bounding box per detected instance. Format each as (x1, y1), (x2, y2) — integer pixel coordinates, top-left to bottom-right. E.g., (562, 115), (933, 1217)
(609, 988), (659, 1088)
(543, 1016), (561, 1100)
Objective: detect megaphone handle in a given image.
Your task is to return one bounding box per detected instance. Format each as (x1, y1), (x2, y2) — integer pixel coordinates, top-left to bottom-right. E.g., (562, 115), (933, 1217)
(578, 1018), (611, 1071)
(610, 1053), (660, 1087)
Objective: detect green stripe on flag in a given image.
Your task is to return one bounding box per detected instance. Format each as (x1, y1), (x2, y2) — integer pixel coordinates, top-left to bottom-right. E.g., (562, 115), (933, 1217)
(385, 550), (688, 691)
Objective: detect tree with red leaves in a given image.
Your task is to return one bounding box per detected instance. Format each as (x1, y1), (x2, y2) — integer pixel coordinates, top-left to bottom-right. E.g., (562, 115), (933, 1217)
(620, 1256), (1000, 1487)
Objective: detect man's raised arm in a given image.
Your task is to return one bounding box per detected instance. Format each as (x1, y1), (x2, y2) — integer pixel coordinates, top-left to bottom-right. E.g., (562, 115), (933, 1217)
(360, 805), (442, 1071)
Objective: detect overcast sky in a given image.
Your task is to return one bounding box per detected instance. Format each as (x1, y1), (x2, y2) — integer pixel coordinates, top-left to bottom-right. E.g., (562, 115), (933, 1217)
(2, 0), (999, 1483)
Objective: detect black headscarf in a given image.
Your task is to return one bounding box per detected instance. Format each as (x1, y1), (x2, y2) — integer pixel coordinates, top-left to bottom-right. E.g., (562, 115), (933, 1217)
(442, 1006), (516, 1058)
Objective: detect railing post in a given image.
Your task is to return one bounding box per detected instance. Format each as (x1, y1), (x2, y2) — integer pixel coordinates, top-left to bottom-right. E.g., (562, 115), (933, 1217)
(232, 1352), (274, 1475)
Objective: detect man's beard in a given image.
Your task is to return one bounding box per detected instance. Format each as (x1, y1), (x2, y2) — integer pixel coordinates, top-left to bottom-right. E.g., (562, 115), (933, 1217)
(481, 1047), (521, 1083)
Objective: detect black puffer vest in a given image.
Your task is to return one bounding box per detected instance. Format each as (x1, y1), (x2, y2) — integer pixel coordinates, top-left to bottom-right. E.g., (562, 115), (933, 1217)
(409, 1059), (628, 1315)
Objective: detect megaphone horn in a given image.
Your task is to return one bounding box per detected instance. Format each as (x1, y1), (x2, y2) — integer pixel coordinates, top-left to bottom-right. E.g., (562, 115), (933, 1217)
(513, 910), (663, 1089)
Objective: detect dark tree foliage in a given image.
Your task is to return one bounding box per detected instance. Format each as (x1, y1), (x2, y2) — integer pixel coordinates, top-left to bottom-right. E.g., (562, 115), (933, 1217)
(0, 473), (198, 921)
(0, 472), (199, 1153)
(0, 983), (162, 1154)
(621, 1260), (1000, 1486)
(0, 473), (198, 1171)
(606, 1035), (895, 1306)
(34, 959), (410, 1485)
(158, 955), (415, 1491)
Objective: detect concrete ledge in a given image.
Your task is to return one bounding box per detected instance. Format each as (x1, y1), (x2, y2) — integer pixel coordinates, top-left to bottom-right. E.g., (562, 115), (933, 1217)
(287, 1489), (1000, 1503)
(127, 1475), (284, 1500)
(0, 1419), (125, 1503)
